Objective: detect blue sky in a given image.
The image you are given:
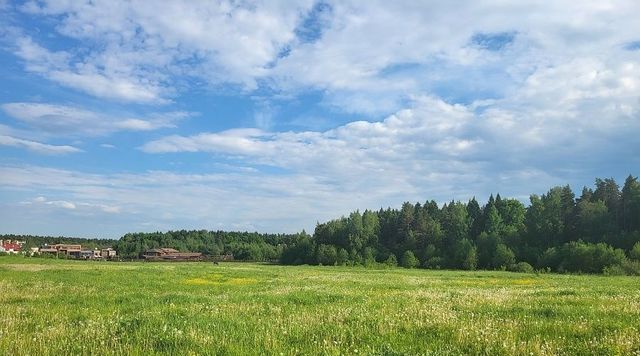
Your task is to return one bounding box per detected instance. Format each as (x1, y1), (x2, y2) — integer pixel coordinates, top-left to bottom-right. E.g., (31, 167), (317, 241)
(1, 0), (639, 238)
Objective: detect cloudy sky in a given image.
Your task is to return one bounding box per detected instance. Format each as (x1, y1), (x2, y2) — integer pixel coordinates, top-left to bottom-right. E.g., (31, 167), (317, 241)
(0, 1), (639, 238)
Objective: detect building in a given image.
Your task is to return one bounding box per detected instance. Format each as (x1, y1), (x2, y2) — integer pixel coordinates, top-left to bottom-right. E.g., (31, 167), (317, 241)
(52, 244), (82, 258)
(143, 248), (202, 261)
(0, 239), (25, 254)
(80, 249), (102, 259)
(35, 243), (117, 259)
(38, 244), (83, 258)
(101, 248), (117, 259)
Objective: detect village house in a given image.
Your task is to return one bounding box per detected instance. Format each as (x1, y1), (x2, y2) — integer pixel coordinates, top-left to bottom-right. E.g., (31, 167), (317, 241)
(80, 249), (102, 259)
(101, 248), (117, 259)
(0, 240), (25, 254)
(48, 244), (83, 258)
(143, 248), (202, 261)
(37, 244), (117, 259)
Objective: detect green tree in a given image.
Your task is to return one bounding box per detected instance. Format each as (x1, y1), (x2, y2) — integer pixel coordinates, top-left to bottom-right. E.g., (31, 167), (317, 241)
(336, 248), (349, 265)
(316, 244), (338, 265)
(492, 244), (515, 269)
(467, 197), (482, 240)
(630, 242), (640, 261)
(476, 232), (500, 269)
(484, 205), (504, 236)
(400, 250), (419, 268)
(441, 201), (469, 258)
(576, 200), (610, 243)
(454, 238), (477, 270)
(593, 178), (621, 228)
(384, 253), (398, 267)
(421, 244), (444, 269)
(621, 175), (640, 232)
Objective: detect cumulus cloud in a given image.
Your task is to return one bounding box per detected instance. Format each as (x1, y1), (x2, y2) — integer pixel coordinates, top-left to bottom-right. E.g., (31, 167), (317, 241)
(13, 1), (315, 102)
(1, 1), (639, 236)
(8, 1), (640, 114)
(142, 55), (640, 196)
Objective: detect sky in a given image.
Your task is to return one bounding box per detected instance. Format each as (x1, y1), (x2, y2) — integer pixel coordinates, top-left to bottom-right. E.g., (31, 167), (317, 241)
(0, 1), (639, 238)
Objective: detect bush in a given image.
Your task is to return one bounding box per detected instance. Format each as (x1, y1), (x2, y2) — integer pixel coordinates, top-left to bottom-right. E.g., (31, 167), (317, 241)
(622, 260), (640, 275)
(492, 244), (515, 269)
(336, 248), (349, 266)
(603, 265), (627, 276)
(538, 241), (627, 274)
(423, 256), (444, 269)
(400, 250), (419, 269)
(384, 253), (398, 267)
(604, 260), (640, 276)
(630, 242), (640, 261)
(316, 244), (338, 266)
(509, 262), (534, 273)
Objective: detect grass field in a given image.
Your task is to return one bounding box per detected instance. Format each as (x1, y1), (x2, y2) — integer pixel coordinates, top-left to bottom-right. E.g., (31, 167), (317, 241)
(1, 256), (639, 355)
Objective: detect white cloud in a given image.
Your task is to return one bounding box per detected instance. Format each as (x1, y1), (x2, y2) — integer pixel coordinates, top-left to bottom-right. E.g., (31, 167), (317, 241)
(0, 134), (81, 154)
(20, 196), (122, 213)
(46, 200), (76, 210)
(2, 1), (640, 236)
(142, 54), (640, 194)
(10, 1), (640, 114)
(1, 102), (189, 137)
(13, 37), (167, 103)
(14, 1), (316, 101)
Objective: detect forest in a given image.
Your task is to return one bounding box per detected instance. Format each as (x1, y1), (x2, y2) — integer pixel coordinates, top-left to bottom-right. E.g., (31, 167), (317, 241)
(280, 175), (640, 275)
(4, 175), (640, 275)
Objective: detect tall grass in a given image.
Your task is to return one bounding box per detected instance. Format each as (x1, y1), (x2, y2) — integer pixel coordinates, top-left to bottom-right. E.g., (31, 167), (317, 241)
(1, 255), (639, 355)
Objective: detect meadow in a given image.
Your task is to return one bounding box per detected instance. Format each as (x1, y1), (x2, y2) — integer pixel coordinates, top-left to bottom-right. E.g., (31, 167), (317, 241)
(0, 256), (639, 355)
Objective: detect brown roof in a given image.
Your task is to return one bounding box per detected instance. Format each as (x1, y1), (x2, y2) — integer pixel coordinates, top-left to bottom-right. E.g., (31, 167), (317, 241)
(163, 252), (202, 257)
(146, 248), (180, 254)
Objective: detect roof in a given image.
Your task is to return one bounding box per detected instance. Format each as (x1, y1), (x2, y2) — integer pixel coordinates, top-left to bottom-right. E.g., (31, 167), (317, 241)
(1, 242), (22, 251)
(145, 248), (180, 254)
(163, 252), (202, 257)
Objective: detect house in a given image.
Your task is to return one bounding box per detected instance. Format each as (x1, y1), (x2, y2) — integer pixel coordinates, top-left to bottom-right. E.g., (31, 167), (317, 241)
(101, 248), (117, 259)
(0, 240), (25, 254)
(80, 249), (101, 259)
(38, 244), (83, 258)
(143, 248), (202, 261)
(38, 247), (59, 255)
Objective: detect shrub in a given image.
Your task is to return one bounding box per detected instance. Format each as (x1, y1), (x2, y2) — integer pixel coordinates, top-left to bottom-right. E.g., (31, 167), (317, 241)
(509, 261), (534, 273)
(400, 250), (419, 269)
(336, 248), (349, 266)
(603, 265), (626, 276)
(317, 244), (338, 266)
(630, 242), (640, 261)
(492, 244), (515, 270)
(603, 260), (640, 276)
(423, 256), (444, 269)
(538, 241), (626, 274)
(620, 260), (640, 276)
(384, 253), (398, 267)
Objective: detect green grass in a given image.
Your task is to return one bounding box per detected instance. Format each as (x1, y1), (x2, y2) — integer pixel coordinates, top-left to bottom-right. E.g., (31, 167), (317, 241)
(1, 256), (639, 355)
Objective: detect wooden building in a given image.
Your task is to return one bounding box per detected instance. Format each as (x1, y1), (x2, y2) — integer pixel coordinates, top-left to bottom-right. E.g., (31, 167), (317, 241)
(142, 248), (202, 261)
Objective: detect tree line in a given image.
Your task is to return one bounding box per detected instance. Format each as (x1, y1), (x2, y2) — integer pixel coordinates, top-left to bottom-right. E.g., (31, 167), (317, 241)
(281, 175), (640, 275)
(114, 230), (301, 260)
(4, 230), (302, 261)
(4, 175), (639, 274)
